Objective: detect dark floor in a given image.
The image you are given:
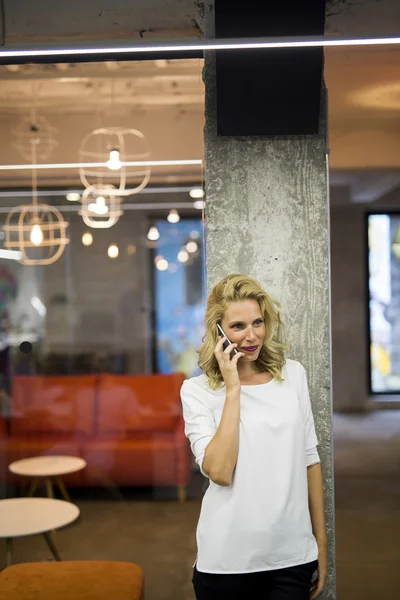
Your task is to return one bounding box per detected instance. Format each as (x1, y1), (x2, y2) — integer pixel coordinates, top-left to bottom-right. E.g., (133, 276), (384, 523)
(1, 411), (400, 599)
(333, 411), (400, 600)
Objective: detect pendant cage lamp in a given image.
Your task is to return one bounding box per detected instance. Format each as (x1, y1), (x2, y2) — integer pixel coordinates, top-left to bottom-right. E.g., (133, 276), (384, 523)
(4, 204), (69, 265)
(78, 127), (151, 196)
(4, 119), (69, 265)
(12, 115), (58, 162)
(79, 185), (123, 229)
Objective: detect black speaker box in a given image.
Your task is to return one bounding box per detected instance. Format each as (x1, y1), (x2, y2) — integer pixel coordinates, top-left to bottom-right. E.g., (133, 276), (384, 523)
(215, 0), (326, 136)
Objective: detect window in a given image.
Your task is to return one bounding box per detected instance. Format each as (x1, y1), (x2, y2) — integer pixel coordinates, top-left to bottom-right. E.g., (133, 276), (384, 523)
(367, 212), (400, 394)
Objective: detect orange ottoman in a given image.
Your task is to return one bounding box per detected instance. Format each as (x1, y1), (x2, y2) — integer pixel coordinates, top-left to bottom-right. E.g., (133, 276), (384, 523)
(0, 561), (145, 600)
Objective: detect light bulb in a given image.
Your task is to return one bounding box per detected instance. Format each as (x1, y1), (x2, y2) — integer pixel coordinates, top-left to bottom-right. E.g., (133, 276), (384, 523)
(178, 249), (189, 263)
(107, 148), (122, 171)
(66, 192), (81, 201)
(189, 188), (204, 199)
(156, 259), (169, 271)
(167, 209), (180, 224)
(186, 241), (198, 253)
(82, 232), (93, 246)
(147, 226), (160, 241)
(30, 223), (43, 246)
(108, 244), (119, 258)
(88, 196), (109, 215)
(193, 200), (206, 210)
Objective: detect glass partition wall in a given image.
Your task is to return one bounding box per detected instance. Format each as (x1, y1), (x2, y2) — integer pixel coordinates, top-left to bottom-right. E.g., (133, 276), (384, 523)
(0, 59), (206, 596)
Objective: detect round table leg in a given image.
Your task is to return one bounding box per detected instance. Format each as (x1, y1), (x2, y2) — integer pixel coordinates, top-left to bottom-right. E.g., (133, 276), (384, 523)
(44, 479), (56, 535)
(27, 479), (39, 497)
(45, 478), (54, 499)
(55, 477), (71, 503)
(5, 538), (13, 567)
(43, 532), (61, 561)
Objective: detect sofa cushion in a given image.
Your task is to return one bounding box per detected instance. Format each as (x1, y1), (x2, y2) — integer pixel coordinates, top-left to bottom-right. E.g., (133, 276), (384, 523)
(0, 561), (144, 600)
(11, 376), (97, 437)
(84, 437), (179, 486)
(97, 373), (185, 434)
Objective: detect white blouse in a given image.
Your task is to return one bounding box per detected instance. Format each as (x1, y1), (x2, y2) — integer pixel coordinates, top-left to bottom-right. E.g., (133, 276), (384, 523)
(181, 359), (320, 574)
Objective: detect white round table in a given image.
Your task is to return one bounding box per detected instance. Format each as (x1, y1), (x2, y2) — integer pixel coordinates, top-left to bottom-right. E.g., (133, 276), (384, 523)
(9, 456), (87, 502)
(0, 497), (80, 567)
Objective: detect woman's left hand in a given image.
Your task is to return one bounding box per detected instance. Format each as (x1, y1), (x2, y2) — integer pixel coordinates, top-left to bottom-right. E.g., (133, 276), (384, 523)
(310, 543), (328, 599)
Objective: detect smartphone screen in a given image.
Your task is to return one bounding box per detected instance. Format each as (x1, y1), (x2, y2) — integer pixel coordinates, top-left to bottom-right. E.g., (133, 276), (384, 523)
(217, 324), (238, 359)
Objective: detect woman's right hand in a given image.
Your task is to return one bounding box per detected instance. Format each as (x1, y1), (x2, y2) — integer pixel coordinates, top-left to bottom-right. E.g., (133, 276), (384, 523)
(214, 336), (245, 389)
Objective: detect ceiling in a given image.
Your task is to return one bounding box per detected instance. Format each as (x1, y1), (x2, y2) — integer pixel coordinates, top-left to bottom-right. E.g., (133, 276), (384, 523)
(0, 58), (205, 190)
(0, 44), (399, 203)
(325, 45), (400, 170)
(0, 59), (204, 113)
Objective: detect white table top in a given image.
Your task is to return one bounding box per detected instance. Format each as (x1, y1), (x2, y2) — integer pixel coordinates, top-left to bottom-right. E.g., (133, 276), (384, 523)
(0, 498), (80, 538)
(9, 455), (87, 477)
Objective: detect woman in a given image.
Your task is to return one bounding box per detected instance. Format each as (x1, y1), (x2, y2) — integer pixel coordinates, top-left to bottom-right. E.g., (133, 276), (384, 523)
(181, 274), (328, 600)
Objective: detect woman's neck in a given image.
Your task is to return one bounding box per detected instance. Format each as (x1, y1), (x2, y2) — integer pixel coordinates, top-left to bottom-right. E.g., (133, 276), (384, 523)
(237, 361), (261, 381)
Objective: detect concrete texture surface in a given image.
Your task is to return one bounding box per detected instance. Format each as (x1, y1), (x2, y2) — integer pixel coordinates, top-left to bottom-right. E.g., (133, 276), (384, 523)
(202, 0), (334, 590)
(4, 0), (400, 42)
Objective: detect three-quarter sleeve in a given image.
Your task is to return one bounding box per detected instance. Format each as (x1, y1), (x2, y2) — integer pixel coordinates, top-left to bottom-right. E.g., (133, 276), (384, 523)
(180, 379), (217, 478)
(306, 446), (321, 467)
(297, 363), (319, 450)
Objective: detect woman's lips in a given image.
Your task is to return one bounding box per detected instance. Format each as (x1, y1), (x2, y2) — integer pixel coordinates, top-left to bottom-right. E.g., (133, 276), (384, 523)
(242, 345), (259, 352)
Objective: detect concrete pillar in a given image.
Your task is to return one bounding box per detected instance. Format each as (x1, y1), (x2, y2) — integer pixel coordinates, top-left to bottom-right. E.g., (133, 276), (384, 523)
(202, 6), (335, 599)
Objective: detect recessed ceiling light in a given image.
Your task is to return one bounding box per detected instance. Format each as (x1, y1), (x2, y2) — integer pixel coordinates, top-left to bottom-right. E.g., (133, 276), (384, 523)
(57, 77), (89, 83)
(154, 59), (168, 68)
(108, 244), (119, 259)
(193, 200), (206, 210)
(82, 232), (93, 246)
(190, 188), (204, 199)
(66, 192), (81, 201)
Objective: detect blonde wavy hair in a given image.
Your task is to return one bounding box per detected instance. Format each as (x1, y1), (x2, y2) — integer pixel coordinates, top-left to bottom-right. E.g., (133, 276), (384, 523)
(198, 274), (288, 389)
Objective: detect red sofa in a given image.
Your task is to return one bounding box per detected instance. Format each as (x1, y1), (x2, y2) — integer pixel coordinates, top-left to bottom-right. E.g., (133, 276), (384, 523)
(0, 372), (192, 501)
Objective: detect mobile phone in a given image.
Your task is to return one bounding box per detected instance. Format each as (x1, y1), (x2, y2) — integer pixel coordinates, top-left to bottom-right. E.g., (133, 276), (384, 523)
(217, 324), (238, 359)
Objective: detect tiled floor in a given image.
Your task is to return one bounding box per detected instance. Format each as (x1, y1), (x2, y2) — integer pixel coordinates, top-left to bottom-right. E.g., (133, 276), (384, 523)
(1, 410), (399, 599)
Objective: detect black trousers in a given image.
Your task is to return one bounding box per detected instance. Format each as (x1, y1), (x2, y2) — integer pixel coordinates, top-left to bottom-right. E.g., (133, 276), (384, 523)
(192, 560), (318, 600)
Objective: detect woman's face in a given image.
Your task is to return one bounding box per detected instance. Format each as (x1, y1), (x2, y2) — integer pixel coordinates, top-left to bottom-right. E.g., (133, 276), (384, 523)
(221, 300), (266, 361)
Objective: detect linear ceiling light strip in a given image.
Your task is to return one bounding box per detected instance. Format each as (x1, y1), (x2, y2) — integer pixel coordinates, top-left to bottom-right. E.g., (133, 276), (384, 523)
(0, 186), (197, 197)
(0, 35), (400, 60)
(0, 202), (198, 213)
(0, 159), (203, 171)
